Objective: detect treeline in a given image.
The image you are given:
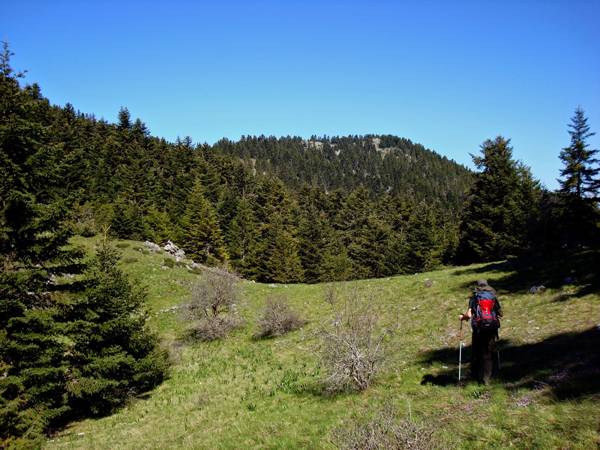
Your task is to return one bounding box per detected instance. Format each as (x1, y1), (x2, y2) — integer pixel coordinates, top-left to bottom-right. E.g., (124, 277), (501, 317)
(2, 41), (597, 287)
(457, 112), (599, 262)
(0, 63), (471, 283)
(212, 134), (472, 208)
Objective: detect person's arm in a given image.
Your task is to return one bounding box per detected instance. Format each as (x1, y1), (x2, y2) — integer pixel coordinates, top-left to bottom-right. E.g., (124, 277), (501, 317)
(495, 298), (503, 318)
(460, 296), (475, 321)
(459, 308), (472, 321)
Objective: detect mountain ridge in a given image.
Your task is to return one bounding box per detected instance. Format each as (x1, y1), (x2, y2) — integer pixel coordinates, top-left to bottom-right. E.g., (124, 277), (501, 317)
(212, 134), (472, 207)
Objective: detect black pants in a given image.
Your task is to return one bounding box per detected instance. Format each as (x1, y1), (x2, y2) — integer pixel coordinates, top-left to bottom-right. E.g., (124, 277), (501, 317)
(471, 328), (497, 384)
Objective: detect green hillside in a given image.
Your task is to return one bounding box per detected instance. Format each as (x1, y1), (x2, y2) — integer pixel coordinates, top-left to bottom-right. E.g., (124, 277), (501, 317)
(212, 135), (472, 208)
(46, 237), (600, 449)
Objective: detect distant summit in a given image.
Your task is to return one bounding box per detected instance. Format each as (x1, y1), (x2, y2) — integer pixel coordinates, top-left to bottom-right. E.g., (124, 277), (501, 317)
(213, 134), (472, 207)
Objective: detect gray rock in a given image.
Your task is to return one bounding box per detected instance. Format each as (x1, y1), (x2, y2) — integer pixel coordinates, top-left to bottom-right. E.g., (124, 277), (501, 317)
(529, 285), (546, 294)
(164, 240), (186, 261)
(144, 241), (162, 253)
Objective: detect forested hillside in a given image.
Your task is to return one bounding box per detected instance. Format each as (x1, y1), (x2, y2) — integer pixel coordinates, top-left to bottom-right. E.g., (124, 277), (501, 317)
(2, 43), (598, 285)
(0, 49), (475, 284)
(212, 134), (472, 208)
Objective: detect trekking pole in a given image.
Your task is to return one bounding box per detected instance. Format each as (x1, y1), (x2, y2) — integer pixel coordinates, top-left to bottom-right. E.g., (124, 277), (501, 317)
(496, 336), (501, 371)
(458, 320), (464, 382)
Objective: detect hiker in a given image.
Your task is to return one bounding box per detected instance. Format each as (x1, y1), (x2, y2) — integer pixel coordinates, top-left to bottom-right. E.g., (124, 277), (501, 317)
(459, 279), (502, 384)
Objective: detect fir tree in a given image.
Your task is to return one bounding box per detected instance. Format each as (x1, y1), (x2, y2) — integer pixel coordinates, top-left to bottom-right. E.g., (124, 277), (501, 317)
(458, 137), (540, 262)
(110, 197), (144, 240)
(557, 108), (600, 248)
(181, 179), (228, 264)
(246, 177), (301, 282)
(402, 201), (443, 272)
(319, 239), (354, 282)
(142, 205), (173, 244)
(0, 43), (82, 445)
(263, 212), (304, 283)
(226, 196), (258, 276)
(297, 204), (330, 283)
(117, 107), (131, 130)
(62, 240), (168, 416)
(558, 107), (599, 200)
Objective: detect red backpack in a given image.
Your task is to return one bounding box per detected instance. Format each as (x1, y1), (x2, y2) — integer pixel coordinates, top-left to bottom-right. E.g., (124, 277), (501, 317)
(473, 290), (500, 330)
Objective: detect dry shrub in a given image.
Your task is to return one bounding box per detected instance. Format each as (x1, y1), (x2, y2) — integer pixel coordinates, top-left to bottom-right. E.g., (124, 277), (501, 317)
(332, 406), (436, 450)
(189, 315), (244, 341)
(254, 295), (306, 338)
(183, 267), (243, 341)
(324, 283), (339, 306)
(319, 292), (387, 393)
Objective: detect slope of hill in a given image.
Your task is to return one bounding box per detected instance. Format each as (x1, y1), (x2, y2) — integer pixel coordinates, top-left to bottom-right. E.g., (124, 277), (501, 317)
(45, 237), (600, 449)
(213, 134), (472, 208)
(0, 60), (470, 282)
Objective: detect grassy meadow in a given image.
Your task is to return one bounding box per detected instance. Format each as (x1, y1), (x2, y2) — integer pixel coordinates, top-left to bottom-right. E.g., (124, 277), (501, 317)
(46, 237), (600, 449)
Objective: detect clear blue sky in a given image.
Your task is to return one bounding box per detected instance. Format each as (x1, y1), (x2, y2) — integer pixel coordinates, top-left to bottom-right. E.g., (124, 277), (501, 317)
(2, 0), (599, 189)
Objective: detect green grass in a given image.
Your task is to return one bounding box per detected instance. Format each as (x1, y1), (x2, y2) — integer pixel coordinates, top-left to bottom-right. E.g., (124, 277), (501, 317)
(46, 238), (600, 449)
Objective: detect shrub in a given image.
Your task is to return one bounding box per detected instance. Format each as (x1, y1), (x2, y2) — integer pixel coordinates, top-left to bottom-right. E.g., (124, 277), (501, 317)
(254, 295), (306, 338)
(183, 268), (243, 341)
(319, 292), (387, 393)
(189, 315), (244, 342)
(163, 257), (175, 268)
(324, 284), (339, 306)
(332, 406), (436, 450)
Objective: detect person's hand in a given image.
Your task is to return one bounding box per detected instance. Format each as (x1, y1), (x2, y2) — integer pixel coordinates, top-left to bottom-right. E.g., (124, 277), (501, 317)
(459, 314), (466, 321)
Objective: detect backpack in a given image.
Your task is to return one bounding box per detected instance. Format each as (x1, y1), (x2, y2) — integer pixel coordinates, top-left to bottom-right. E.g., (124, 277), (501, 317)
(473, 290), (500, 330)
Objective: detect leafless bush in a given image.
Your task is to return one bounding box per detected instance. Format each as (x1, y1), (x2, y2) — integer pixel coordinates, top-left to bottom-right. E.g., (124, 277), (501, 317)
(332, 406), (436, 450)
(254, 295), (306, 338)
(319, 292), (387, 393)
(324, 283), (339, 306)
(189, 315), (244, 341)
(183, 267), (243, 341)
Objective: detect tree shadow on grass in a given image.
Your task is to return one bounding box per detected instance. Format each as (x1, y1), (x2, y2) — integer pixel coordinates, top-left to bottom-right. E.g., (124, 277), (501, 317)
(419, 327), (600, 400)
(452, 250), (600, 298)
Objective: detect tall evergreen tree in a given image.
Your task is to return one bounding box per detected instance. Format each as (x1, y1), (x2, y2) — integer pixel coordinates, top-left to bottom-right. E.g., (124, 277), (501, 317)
(457, 136), (539, 262)
(181, 179), (228, 264)
(142, 205), (173, 244)
(1, 46), (169, 446)
(402, 201), (444, 272)
(263, 211), (304, 283)
(558, 107), (599, 200)
(0, 43), (82, 446)
(245, 177), (304, 282)
(557, 108), (599, 248)
(226, 195), (259, 276)
(297, 202), (330, 283)
(110, 197), (144, 240)
(117, 107), (131, 130)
